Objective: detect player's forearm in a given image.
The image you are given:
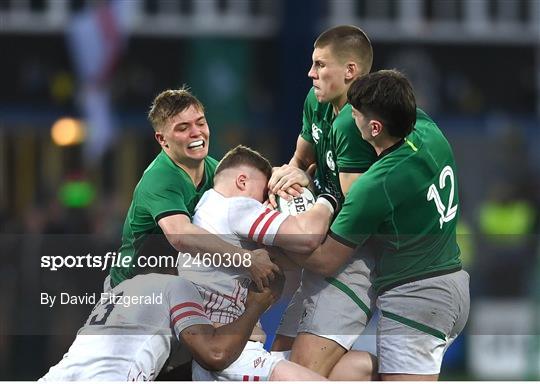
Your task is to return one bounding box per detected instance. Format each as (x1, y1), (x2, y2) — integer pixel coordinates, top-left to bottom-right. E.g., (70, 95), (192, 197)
(289, 155), (309, 170)
(276, 205), (331, 253)
(285, 247), (338, 276)
(290, 135), (316, 171)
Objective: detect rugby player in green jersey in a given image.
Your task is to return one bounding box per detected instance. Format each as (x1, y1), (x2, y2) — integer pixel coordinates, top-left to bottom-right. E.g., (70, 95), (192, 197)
(269, 25), (378, 379)
(108, 88), (279, 291)
(289, 70), (470, 380)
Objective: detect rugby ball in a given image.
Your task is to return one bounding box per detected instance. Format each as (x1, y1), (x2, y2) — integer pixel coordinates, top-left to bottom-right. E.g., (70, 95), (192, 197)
(276, 187), (316, 216)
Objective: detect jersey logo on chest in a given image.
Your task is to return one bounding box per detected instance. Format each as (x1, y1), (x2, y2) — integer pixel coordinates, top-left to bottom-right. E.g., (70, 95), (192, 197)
(312, 123), (322, 144)
(326, 150), (336, 171)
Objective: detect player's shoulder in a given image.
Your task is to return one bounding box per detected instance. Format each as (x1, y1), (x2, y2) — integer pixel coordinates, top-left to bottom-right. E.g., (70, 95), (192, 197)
(347, 167), (384, 198)
(196, 188), (225, 211)
(196, 190), (263, 219)
(332, 103), (358, 133)
(137, 151), (180, 189)
(227, 196), (265, 212)
(130, 273), (199, 296)
(412, 108), (454, 157)
(304, 87), (322, 112)
(414, 108), (443, 139)
(163, 274), (199, 292)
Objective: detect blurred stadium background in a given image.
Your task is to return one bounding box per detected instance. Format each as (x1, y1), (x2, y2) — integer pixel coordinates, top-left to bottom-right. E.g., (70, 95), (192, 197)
(0, 0), (539, 380)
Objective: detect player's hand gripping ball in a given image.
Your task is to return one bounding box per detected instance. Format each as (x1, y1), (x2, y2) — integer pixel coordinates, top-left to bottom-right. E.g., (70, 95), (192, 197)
(276, 187), (315, 215)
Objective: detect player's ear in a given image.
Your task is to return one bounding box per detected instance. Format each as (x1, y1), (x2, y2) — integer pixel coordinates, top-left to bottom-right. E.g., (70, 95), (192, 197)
(370, 120), (383, 138)
(155, 131), (168, 148)
(236, 174), (247, 191)
(345, 62), (357, 81)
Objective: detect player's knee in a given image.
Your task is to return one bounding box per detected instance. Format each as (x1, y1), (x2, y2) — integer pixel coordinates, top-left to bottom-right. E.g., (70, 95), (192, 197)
(357, 352), (378, 381)
(329, 351), (378, 381)
(290, 333), (346, 376)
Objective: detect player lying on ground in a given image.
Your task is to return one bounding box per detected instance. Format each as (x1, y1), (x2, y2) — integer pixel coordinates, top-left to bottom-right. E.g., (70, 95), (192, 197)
(39, 271), (282, 381)
(286, 69), (470, 381)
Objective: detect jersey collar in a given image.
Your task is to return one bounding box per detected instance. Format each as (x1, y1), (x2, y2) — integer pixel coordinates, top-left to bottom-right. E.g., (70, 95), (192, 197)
(378, 138), (405, 159)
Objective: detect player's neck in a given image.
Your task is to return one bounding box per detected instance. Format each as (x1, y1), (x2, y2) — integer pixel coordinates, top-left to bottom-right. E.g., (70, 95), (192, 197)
(373, 136), (402, 157)
(172, 157), (205, 186)
(331, 94), (348, 115)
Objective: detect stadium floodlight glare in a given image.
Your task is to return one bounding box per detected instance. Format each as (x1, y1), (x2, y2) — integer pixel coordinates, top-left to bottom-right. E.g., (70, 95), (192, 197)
(51, 117), (86, 146)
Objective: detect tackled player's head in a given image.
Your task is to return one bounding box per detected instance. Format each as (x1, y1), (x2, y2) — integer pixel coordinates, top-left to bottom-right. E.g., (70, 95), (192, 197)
(214, 145), (272, 202)
(347, 69), (416, 140)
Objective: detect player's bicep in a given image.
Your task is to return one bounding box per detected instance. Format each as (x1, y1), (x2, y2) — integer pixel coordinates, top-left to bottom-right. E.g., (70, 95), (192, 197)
(158, 213), (192, 236)
(229, 199), (287, 246)
(339, 172), (362, 195)
(273, 216), (316, 253)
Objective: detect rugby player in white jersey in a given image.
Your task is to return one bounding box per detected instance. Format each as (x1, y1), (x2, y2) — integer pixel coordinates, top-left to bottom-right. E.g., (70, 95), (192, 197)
(40, 271), (282, 381)
(183, 145), (340, 381)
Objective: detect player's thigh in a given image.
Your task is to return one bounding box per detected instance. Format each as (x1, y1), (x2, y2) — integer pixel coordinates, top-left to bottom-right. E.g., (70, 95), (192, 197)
(377, 270), (469, 375)
(269, 360), (327, 381)
(273, 276), (305, 349)
(274, 285), (303, 342)
(289, 332), (347, 377)
(298, 254), (376, 350)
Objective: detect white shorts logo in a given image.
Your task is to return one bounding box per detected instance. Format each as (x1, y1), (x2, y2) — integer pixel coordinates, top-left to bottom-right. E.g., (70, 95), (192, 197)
(312, 124), (322, 143)
(253, 356), (267, 368)
(326, 150), (336, 171)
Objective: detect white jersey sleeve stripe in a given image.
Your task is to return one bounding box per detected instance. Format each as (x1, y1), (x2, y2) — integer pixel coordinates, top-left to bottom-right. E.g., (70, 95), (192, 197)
(170, 301), (205, 315)
(256, 211), (281, 243)
(171, 309), (208, 325)
(248, 208), (272, 241)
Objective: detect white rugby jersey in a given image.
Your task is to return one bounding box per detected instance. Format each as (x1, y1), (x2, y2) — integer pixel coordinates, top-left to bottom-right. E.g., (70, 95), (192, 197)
(182, 189), (288, 324)
(40, 274), (210, 381)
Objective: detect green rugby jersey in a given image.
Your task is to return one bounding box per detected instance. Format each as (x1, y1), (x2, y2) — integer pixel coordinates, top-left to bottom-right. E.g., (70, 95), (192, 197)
(300, 87), (377, 201)
(110, 151), (219, 286)
(330, 109), (462, 294)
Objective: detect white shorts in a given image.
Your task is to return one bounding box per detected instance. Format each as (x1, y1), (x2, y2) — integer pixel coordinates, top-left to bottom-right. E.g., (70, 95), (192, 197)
(377, 270), (470, 375)
(192, 341), (286, 381)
